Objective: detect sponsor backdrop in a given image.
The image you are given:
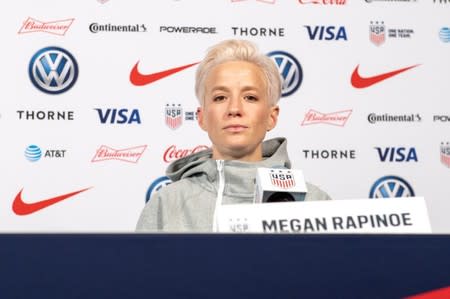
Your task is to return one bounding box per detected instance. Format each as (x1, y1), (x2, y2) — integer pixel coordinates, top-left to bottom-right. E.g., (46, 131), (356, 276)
(1, 0), (449, 232)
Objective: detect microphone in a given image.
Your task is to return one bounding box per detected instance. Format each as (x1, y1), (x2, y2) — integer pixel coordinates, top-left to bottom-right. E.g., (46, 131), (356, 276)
(254, 167), (308, 203)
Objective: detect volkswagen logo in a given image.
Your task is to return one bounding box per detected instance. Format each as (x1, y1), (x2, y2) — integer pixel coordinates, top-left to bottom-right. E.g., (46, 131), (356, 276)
(28, 46), (79, 94)
(267, 50), (303, 97)
(369, 175), (415, 198)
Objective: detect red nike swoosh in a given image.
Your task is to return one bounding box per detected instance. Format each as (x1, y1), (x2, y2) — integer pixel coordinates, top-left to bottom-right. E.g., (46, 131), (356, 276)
(130, 61), (199, 86)
(13, 187), (92, 215)
(351, 64), (420, 88)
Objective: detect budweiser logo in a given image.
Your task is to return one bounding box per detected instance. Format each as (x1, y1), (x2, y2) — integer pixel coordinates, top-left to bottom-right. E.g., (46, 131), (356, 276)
(163, 145), (209, 162)
(18, 17), (74, 35)
(301, 109), (352, 126)
(91, 145), (147, 163)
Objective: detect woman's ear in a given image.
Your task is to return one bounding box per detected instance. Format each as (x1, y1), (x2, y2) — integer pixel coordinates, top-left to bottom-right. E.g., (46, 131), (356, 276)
(197, 107), (207, 132)
(267, 105), (279, 131)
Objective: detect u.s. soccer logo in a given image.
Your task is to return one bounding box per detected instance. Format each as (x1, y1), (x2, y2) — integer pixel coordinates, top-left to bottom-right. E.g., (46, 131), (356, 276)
(269, 169), (295, 189)
(369, 21), (386, 46)
(440, 142), (450, 168)
(165, 104), (183, 130)
(369, 175), (415, 198)
(28, 46), (78, 94)
(267, 51), (302, 97)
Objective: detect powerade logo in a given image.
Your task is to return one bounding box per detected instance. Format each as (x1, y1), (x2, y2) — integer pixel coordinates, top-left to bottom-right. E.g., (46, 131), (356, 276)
(369, 175), (415, 198)
(267, 51), (302, 97)
(24, 145), (42, 162)
(28, 46), (78, 94)
(145, 176), (172, 203)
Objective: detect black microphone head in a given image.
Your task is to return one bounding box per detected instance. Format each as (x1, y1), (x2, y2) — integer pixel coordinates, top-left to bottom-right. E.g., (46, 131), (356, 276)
(265, 192), (296, 203)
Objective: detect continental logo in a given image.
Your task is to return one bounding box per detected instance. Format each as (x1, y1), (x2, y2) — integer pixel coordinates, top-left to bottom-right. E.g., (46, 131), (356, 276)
(368, 113), (421, 124)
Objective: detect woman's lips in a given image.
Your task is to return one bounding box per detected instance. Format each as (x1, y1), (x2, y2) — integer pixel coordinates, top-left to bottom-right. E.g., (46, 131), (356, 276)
(223, 124), (248, 132)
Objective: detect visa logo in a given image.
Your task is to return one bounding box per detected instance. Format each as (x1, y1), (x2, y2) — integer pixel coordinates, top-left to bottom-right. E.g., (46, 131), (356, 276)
(304, 25), (348, 40)
(375, 147), (418, 162)
(94, 108), (141, 124)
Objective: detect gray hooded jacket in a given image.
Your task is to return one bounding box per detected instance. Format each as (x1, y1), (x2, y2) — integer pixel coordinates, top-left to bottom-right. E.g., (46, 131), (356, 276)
(136, 137), (331, 232)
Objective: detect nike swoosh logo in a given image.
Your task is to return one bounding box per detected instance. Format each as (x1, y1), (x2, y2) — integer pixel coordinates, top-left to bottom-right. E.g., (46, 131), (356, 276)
(351, 64), (420, 88)
(13, 187), (92, 215)
(130, 61), (199, 86)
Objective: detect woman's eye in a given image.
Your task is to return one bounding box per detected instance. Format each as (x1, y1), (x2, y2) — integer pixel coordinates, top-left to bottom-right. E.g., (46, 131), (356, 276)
(244, 95), (258, 101)
(213, 95), (226, 102)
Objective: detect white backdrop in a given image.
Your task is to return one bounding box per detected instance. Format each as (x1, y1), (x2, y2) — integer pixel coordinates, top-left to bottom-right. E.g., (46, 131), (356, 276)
(1, 0), (449, 232)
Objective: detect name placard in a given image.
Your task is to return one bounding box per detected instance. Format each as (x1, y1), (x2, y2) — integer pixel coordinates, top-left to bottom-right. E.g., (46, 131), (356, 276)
(216, 197), (431, 233)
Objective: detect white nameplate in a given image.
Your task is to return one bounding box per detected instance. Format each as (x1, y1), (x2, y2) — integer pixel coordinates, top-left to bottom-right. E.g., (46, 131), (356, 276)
(216, 197), (431, 233)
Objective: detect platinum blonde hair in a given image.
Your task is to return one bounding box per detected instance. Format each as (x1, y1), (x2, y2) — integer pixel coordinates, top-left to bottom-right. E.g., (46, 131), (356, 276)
(195, 39), (282, 106)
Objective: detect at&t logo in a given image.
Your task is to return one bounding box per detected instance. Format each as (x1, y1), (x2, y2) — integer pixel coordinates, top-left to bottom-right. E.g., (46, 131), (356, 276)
(28, 46), (78, 94)
(267, 51), (302, 97)
(24, 145), (42, 162)
(24, 144), (66, 161)
(369, 175), (415, 198)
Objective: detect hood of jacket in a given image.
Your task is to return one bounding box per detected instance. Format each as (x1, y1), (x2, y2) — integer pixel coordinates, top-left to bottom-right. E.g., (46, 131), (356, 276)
(166, 137), (291, 182)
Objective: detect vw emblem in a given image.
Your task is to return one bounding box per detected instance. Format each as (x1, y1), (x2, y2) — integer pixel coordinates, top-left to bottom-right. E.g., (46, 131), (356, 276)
(369, 175), (415, 198)
(28, 46), (79, 94)
(267, 50), (303, 97)
(145, 176), (172, 203)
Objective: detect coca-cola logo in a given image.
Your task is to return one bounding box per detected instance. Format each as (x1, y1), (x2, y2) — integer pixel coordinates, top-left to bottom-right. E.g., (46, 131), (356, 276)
(301, 109), (352, 126)
(163, 145), (209, 162)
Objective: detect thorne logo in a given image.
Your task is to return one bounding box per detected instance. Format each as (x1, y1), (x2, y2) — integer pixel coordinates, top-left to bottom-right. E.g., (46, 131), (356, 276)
(163, 145), (209, 163)
(18, 17), (74, 36)
(232, 27), (284, 37)
(301, 109), (352, 126)
(17, 110), (74, 121)
(92, 145), (147, 163)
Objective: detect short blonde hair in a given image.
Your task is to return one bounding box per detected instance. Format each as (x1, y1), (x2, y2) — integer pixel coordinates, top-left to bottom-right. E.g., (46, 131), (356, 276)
(195, 39), (282, 106)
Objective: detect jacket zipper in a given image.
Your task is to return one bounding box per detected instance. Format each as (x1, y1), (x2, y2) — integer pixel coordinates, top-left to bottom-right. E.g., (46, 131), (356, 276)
(212, 160), (225, 232)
